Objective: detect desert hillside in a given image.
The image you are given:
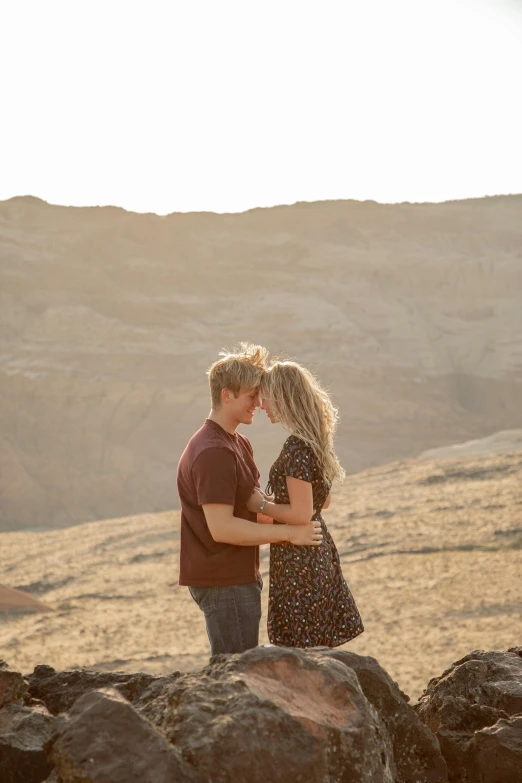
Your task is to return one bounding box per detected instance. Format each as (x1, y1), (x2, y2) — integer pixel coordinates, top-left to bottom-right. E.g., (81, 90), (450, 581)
(1, 194), (522, 530)
(1, 442), (520, 701)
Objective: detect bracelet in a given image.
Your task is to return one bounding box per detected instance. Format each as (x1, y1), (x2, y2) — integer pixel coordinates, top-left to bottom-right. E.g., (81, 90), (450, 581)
(259, 498), (267, 514)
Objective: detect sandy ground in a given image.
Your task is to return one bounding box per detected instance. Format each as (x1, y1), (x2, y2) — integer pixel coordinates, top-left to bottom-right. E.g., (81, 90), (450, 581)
(1, 448), (520, 701)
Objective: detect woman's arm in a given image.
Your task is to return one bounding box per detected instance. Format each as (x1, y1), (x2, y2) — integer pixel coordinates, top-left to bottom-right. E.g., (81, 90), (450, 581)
(248, 478), (313, 526)
(322, 493), (331, 510)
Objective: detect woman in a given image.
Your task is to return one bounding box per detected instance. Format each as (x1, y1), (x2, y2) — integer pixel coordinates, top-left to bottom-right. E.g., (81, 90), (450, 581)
(248, 360), (364, 648)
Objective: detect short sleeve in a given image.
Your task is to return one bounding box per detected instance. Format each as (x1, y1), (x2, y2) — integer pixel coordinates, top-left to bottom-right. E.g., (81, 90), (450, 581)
(192, 448), (237, 506)
(283, 438), (314, 483)
(238, 434), (260, 484)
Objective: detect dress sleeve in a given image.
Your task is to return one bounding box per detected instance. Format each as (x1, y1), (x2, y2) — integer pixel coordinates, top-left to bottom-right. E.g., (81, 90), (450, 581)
(282, 438), (315, 483)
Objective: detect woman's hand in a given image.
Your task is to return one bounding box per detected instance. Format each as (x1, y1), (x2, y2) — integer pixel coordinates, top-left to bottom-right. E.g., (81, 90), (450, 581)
(288, 520), (322, 546)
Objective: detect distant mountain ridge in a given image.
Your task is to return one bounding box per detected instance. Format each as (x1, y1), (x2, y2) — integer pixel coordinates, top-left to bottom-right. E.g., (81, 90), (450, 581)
(1, 194), (522, 530)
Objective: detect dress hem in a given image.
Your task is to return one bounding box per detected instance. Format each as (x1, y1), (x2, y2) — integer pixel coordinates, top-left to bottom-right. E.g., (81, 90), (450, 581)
(267, 628), (365, 649)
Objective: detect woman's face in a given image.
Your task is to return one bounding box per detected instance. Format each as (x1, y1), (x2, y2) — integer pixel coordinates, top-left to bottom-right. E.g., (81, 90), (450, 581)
(261, 396), (278, 423)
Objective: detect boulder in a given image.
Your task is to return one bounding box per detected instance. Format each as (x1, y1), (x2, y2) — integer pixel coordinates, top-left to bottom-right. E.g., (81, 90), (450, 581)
(48, 688), (204, 783)
(324, 649), (448, 782)
(0, 661), (28, 707)
(472, 714), (522, 783)
(0, 700), (54, 783)
(415, 647), (522, 782)
(27, 663), (175, 715)
(143, 645), (399, 783)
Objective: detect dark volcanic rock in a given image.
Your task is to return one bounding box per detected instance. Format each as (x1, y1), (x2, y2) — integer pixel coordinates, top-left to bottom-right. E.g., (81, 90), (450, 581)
(0, 700), (54, 783)
(0, 661), (28, 707)
(472, 715), (522, 783)
(415, 647), (522, 782)
(27, 664), (175, 715)
(325, 649), (448, 782)
(143, 645), (399, 783)
(48, 688), (203, 783)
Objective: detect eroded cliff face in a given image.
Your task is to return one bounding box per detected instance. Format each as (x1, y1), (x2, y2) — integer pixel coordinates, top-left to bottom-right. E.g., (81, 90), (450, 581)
(1, 195), (522, 529)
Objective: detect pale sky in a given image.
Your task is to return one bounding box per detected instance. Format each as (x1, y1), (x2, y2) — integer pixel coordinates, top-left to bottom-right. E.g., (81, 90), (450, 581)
(1, 0), (521, 214)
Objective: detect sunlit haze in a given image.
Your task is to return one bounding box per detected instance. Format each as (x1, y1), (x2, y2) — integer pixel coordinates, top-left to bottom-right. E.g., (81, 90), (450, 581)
(1, 0), (521, 214)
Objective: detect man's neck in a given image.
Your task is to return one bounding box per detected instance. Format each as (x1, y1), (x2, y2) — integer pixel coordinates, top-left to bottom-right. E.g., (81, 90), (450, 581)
(208, 408), (238, 435)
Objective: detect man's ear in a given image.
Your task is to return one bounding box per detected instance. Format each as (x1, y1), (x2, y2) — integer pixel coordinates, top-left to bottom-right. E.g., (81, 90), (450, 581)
(221, 387), (231, 405)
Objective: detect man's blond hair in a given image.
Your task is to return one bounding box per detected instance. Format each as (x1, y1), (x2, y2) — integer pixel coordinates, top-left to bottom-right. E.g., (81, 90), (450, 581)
(208, 343), (268, 409)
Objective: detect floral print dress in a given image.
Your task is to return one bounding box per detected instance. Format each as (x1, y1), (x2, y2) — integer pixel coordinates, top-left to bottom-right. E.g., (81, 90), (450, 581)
(266, 434), (364, 648)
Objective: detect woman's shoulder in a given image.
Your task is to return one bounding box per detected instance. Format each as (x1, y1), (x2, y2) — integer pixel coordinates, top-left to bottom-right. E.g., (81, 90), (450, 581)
(283, 434), (314, 456)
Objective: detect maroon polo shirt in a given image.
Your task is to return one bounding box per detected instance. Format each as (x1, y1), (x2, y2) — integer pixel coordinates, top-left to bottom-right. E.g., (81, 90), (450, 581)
(177, 418), (261, 587)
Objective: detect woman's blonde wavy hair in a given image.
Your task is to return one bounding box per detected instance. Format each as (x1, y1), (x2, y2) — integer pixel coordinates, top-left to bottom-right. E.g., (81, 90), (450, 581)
(260, 360), (345, 486)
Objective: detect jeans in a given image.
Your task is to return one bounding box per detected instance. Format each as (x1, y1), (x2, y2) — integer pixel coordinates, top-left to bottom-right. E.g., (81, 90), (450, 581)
(189, 578), (263, 655)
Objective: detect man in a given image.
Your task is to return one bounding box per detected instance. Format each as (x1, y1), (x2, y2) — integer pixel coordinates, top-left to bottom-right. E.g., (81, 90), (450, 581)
(177, 343), (322, 656)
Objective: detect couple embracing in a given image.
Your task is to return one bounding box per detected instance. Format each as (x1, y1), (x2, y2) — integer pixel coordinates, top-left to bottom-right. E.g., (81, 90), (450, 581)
(177, 343), (364, 655)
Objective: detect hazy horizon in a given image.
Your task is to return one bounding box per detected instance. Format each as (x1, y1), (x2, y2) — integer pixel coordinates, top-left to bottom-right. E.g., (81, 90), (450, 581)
(3, 190), (522, 218)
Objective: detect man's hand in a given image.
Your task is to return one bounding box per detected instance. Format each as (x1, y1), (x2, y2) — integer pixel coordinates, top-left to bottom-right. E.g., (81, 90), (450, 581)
(288, 520), (322, 546)
(246, 488), (264, 513)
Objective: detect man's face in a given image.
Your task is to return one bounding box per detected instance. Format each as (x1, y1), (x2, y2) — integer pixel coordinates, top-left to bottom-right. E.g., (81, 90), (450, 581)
(226, 387), (260, 425)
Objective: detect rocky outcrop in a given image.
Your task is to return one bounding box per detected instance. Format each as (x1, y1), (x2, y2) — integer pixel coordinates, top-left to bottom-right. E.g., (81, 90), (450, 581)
(325, 649), (448, 782)
(0, 701), (54, 783)
(2, 647), (521, 782)
(0, 659), (28, 707)
(142, 645), (447, 783)
(48, 688), (204, 783)
(0, 662), (54, 783)
(27, 664), (175, 715)
(472, 714), (522, 783)
(415, 647), (522, 782)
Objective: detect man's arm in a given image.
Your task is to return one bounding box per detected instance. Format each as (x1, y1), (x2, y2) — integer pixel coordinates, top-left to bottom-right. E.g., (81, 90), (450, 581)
(202, 504), (322, 546)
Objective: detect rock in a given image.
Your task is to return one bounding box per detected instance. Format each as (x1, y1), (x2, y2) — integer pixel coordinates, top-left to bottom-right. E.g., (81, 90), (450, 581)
(324, 649), (448, 782)
(48, 688), (203, 783)
(0, 584), (52, 614)
(0, 700), (54, 783)
(143, 645), (398, 783)
(472, 714), (522, 783)
(0, 662), (28, 707)
(415, 647), (522, 782)
(27, 664), (175, 715)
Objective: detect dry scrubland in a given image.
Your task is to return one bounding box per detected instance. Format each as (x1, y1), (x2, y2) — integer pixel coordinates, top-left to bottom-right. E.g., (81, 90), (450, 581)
(1, 444), (520, 701)
(1, 195), (522, 530)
